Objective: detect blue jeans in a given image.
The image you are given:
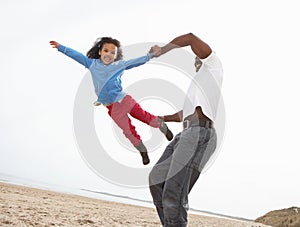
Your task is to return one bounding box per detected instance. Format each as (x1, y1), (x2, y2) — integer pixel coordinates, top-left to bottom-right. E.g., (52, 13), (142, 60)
(149, 126), (217, 227)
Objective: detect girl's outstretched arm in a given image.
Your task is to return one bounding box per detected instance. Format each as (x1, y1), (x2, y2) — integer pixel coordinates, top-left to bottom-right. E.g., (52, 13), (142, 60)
(122, 45), (161, 70)
(122, 53), (152, 70)
(49, 41), (93, 68)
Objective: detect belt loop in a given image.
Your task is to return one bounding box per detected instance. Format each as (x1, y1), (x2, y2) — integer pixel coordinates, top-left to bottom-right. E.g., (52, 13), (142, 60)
(183, 120), (189, 130)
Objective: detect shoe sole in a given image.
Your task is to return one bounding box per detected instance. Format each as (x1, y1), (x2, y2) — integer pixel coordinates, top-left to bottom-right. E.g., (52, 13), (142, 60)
(140, 152), (150, 165)
(166, 129), (174, 141)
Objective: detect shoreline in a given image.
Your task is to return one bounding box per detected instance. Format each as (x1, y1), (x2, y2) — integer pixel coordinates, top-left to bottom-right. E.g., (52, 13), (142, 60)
(0, 175), (252, 221)
(0, 181), (272, 226)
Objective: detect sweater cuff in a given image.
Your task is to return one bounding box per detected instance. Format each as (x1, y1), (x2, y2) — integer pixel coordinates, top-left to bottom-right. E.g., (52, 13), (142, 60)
(148, 52), (154, 59)
(58, 44), (67, 53)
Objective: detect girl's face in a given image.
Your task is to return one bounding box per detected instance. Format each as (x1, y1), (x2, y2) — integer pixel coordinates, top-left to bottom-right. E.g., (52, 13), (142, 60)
(99, 43), (118, 65)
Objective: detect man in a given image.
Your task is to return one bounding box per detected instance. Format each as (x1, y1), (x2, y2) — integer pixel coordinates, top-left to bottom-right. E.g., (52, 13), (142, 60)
(149, 33), (224, 226)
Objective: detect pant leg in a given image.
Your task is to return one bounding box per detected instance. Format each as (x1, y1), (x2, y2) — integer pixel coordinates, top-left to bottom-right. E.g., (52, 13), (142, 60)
(149, 133), (181, 225)
(106, 100), (141, 147)
(188, 169), (200, 193)
(161, 139), (195, 227)
(162, 126), (217, 227)
(124, 95), (161, 128)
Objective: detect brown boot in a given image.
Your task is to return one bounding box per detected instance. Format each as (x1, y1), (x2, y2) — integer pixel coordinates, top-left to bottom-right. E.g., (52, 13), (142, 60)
(135, 142), (150, 165)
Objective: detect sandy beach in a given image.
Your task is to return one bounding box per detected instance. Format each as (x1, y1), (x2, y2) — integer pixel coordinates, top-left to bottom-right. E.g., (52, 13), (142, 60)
(0, 182), (271, 227)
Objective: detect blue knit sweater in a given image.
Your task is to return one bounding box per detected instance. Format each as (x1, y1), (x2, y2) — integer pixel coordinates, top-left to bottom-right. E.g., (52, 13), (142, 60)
(58, 44), (152, 104)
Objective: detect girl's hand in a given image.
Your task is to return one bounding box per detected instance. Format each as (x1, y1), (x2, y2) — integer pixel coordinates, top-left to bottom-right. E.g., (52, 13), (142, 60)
(49, 41), (60, 49)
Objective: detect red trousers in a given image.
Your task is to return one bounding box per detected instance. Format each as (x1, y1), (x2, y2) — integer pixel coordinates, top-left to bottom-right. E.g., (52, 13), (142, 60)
(106, 95), (160, 147)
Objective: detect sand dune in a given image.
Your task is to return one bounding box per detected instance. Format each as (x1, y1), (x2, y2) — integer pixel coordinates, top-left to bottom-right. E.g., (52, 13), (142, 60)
(0, 182), (271, 226)
(255, 207), (300, 227)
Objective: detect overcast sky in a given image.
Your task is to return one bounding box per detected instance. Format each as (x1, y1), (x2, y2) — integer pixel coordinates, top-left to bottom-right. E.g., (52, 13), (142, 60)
(1, 0), (300, 220)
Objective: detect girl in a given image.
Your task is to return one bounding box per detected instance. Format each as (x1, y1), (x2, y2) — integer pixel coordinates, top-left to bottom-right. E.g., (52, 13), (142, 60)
(50, 37), (173, 165)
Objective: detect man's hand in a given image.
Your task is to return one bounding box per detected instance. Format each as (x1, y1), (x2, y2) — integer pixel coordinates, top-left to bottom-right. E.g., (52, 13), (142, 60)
(49, 41), (60, 49)
(194, 56), (202, 72)
(158, 116), (165, 121)
(149, 45), (162, 58)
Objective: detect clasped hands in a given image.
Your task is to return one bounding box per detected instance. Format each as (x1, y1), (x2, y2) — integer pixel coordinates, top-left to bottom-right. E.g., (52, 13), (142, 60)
(149, 45), (162, 58)
(148, 45), (201, 72)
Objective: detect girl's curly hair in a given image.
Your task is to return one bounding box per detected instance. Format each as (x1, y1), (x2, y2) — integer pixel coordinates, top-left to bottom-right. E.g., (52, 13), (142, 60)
(86, 37), (123, 60)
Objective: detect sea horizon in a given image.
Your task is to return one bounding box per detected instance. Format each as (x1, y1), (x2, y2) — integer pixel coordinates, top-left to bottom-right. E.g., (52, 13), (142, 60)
(0, 172), (252, 222)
